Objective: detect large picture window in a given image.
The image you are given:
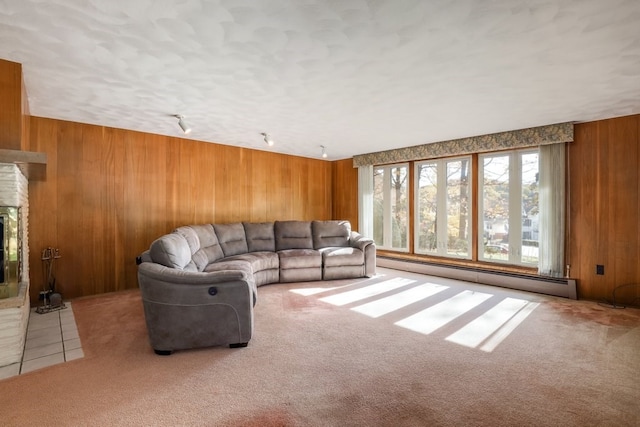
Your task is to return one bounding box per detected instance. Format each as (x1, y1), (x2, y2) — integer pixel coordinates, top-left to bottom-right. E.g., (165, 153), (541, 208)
(415, 157), (471, 259)
(373, 164), (409, 251)
(372, 148), (541, 268)
(479, 150), (539, 266)
(363, 124), (569, 272)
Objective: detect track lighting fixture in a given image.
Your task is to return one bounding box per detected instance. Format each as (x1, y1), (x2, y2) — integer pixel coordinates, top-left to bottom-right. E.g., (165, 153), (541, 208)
(321, 145), (328, 158)
(261, 132), (274, 146)
(174, 114), (192, 134)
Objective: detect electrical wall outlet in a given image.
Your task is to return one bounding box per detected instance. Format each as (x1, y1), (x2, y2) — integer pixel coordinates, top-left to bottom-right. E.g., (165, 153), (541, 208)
(596, 264), (605, 275)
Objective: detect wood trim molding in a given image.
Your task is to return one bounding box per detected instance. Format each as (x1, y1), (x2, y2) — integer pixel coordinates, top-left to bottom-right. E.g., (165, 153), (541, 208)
(0, 149), (47, 180)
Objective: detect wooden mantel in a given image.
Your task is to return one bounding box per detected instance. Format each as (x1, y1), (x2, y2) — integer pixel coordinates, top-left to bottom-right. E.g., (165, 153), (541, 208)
(0, 149), (47, 180)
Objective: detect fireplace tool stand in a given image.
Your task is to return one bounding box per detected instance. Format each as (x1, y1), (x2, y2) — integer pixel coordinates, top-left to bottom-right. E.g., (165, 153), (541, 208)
(36, 246), (66, 314)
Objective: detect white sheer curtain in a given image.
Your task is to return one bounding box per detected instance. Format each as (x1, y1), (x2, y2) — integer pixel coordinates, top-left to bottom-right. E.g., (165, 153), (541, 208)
(538, 143), (566, 277)
(358, 165), (374, 237)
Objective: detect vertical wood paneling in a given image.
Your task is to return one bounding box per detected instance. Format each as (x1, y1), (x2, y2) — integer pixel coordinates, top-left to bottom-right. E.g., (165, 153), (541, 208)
(81, 124), (106, 296)
(332, 159), (358, 230)
(27, 117), (333, 302)
(0, 59), (22, 150)
(104, 127), (126, 291)
(27, 117), (58, 295)
(55, 121), (84, 299)
(568, 115), (640, 303)
(21, 71), (30, 151)
(191, 140), (218, 225)
(609, 117), (639, 303)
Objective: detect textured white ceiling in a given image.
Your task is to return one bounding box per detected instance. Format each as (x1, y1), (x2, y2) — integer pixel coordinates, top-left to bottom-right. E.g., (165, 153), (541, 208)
(1, 0), (639, 160)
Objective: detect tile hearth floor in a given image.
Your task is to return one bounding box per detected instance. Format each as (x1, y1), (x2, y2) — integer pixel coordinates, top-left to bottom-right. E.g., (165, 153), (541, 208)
(0, 302), (84, 380)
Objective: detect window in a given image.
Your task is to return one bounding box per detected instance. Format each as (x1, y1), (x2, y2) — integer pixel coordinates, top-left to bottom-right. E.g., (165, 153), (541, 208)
(371, 148), (539, 268)
(373, 164), (409, 251)
(479, 150), (539, 265)
(415, 157), (471, 258)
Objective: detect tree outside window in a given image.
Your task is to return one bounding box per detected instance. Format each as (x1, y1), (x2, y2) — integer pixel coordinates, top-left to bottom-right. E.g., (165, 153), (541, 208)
(373, 164), (409, 251)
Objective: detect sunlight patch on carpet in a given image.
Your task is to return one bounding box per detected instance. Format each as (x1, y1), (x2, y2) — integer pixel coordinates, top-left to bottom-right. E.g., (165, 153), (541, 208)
(445, 298), (539, 352)
(395, 290), (492, 335)
(292, 274), (541, 352)
(318, 277), (415, 306)
(478, 301), (539, 352)
(350, 282), (448, 318)
(289, 287), (340, 296)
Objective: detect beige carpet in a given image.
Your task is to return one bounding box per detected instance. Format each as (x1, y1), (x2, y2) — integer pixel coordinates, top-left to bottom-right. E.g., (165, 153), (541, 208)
(2, 267), (639, 426)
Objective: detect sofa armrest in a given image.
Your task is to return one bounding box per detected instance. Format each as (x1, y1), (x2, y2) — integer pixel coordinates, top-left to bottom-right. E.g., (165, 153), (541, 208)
(137, 262), (255, 351)
(138, 262), (248, 284)
(137, 262), (256, 306)
(349, 231), (376, 277)
(137, 250), (152, 265)
(349, 231), (374, 251)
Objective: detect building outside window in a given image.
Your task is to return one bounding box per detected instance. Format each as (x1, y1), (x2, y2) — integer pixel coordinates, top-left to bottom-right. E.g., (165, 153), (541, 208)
(479, 150), (539, 265)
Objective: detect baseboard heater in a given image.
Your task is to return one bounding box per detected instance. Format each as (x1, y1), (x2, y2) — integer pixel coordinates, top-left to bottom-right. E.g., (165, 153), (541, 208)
(377, 256), (577, 300)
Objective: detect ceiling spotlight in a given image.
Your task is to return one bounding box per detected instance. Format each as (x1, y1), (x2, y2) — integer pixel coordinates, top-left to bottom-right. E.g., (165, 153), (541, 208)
(261, 132), (274, 146)
(321, 145), (328, 158)
(174, 114), (192, 134)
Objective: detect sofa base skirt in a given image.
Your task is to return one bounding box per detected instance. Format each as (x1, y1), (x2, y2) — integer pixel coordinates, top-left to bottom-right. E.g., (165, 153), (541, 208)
(280, 268), (322, 283)
(323, 265), (365, 280)
(142, 301), (252, 352)
(254, 268), (279, 287)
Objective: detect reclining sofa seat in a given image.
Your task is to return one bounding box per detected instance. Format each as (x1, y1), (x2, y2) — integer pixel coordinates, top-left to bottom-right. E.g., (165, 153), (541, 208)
(275, 220), (322, 282)
(137, 220), (376, 355)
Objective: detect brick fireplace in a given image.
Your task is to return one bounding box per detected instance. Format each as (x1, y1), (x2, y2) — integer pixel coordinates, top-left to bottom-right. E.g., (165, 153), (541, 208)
(0, 162), (30, 368)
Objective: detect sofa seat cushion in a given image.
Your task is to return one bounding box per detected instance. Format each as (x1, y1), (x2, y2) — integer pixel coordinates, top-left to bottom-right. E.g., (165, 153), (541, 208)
(320, 247), (364, 266)
(224, 252), (279, 273)
(202, 259), (253, 276)
(278, 249), (321, 269)
(252, 269), (280, 287)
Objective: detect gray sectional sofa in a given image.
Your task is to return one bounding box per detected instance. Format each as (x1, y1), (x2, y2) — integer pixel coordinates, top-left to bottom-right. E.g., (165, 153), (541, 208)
(136, 220), (376, 355)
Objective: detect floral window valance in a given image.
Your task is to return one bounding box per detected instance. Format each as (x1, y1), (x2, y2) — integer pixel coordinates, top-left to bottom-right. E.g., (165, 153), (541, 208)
(352, 122), (573, 167)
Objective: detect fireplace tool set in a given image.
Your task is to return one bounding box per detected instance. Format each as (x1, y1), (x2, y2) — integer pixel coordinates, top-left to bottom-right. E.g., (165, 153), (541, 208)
(36, 246), (65, 314)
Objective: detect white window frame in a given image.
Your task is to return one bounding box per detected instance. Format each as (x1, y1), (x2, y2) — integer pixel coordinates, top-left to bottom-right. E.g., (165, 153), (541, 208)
(414, 156), (472, 259)
(478, 149), (539, 266)
(373, 163), (410, 252)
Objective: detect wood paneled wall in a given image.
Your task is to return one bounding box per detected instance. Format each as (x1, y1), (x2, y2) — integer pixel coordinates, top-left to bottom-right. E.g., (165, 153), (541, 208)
(27, 117), (333, 302)
(330, 115), (640, 304)
(0, 59), (24, 150)
(23, 111), (640, 304)
(332, 158), (358, 231)
(568, 114), (640, 303)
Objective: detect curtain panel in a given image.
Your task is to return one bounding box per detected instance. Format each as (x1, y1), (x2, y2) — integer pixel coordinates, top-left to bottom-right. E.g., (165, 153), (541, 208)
(358, 165), (374, 237)
(538, 143), (566, 277)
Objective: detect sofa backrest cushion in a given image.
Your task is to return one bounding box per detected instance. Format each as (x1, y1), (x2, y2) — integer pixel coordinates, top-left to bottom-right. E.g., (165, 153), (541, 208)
(149, 233), (196, 271)
(174, 224), (224, 271)
(243, 222), (275, 252)
(213, 222), (249, 257)
(275, 220), (313, 250)
(312, 220), (351, 249)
